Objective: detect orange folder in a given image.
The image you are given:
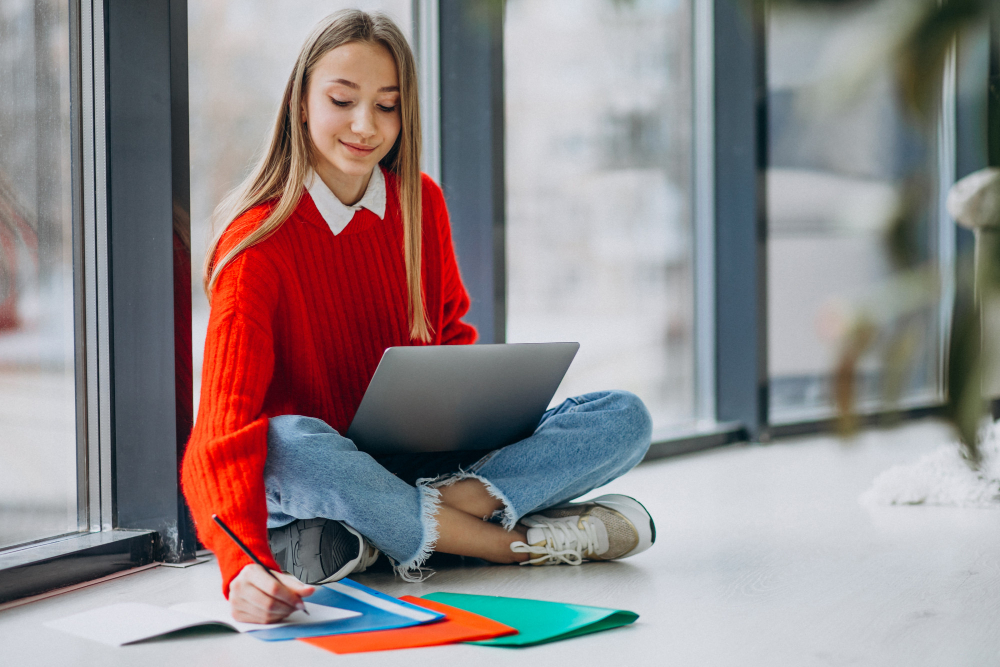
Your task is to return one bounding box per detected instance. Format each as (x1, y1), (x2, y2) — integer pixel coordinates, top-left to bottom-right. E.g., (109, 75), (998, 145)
(299, 595), (517, 654)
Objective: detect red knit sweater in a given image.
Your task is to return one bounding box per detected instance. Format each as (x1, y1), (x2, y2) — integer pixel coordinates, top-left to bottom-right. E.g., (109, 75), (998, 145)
(181, 170), (477, 595)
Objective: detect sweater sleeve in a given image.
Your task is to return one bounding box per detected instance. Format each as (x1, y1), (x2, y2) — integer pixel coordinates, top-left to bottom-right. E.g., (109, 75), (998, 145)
(181, 240), (281, 597)
(423, 174), (478, 346)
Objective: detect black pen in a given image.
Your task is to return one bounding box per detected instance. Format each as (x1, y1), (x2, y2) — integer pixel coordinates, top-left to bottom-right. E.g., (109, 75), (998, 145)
(211, 514), (309, 615)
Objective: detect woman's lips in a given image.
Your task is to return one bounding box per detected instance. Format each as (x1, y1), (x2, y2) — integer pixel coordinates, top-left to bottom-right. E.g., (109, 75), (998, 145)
(341, 141), (376, 156)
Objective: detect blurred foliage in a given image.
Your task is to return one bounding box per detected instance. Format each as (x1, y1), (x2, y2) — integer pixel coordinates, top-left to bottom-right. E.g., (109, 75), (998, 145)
(898, 0), (987, 118)
(772, 0), (995, 465)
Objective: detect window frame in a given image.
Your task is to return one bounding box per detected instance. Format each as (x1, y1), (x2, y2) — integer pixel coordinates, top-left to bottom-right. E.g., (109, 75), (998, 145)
(438, 0), (507, 345)
(0, 0), (192, 604)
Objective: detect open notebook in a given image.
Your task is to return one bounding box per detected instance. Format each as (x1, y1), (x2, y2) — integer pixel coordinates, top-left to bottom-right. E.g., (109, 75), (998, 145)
(45, 579), (444, 646)
(44, 600), (359, 647)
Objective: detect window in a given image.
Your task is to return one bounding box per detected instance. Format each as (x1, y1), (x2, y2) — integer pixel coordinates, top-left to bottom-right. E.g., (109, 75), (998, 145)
(766, 2), (950, 422)
(503, 0), (696, 430)
(0, 0), (81, 550)
(2, 0), (193, 603)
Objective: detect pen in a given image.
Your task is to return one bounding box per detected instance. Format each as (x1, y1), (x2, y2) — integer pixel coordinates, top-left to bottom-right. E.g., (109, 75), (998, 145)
(211, 514), (309, 615)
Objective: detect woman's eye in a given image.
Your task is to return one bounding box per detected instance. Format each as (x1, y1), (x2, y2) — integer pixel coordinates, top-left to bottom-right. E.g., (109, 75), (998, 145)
(377, 104), (397, 112)
(331, 98), (350, 107)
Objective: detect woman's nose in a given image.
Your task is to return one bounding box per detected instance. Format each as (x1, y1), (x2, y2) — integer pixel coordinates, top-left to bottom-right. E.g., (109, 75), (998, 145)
(351, 108), (376, 138)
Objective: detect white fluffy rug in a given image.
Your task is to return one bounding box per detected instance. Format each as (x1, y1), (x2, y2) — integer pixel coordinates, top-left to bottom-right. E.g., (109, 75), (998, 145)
(860, 421), (1000, 508)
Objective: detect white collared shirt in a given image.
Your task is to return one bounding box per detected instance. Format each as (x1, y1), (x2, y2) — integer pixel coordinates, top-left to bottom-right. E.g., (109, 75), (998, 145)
(306, 166), (387, 235)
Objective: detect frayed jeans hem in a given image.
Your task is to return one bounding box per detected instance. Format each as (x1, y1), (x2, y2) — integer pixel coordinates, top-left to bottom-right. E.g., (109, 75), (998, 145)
(390, 484), (441, 583)
(418, 469), (520, 531)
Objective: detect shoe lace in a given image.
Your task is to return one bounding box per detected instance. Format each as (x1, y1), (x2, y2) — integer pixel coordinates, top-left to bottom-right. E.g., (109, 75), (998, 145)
(510, 516), (599, 566)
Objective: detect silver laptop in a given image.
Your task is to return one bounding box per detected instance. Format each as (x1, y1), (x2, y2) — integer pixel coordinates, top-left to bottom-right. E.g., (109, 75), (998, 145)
(346, 342), (579, 455)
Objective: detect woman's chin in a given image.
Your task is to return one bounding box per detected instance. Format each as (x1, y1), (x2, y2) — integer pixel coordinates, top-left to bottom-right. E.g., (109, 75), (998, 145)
(331, 154), (379, 176)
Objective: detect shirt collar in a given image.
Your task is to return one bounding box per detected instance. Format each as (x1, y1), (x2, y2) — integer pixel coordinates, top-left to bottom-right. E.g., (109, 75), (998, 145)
(305, 166), (386, 235)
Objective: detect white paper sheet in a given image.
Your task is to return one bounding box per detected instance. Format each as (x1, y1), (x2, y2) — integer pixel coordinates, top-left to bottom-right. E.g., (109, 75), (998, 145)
(44, 600), (360, 646)
(169, 600), (359, 633)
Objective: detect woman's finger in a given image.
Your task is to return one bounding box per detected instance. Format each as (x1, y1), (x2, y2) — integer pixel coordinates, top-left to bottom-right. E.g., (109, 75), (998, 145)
(274, 571), (315, 599)
(247, 566), (309, 611)
(229, 565), (299, 623)
(237, 579), (299, 622)
(230, 591), (286, 624)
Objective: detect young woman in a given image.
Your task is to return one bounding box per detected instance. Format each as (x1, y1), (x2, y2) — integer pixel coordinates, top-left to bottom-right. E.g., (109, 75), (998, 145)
(182, 9), (656, 625)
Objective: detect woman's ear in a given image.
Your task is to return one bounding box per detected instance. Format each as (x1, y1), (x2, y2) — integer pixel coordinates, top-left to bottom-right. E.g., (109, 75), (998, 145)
(299, 100), (307, 125)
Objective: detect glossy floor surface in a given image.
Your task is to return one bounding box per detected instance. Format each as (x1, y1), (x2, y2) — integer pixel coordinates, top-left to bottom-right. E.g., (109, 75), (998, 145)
(2, 420), (999, 666)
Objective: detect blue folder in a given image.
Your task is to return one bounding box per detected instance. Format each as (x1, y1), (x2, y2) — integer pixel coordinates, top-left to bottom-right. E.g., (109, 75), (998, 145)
(249, 578), (444, 641)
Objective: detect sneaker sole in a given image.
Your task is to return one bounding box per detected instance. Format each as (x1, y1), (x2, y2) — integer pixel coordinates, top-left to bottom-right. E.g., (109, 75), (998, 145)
(268, 518), (364, 585)
(576, 494), (655, 559)
(316, 522), (367, 585)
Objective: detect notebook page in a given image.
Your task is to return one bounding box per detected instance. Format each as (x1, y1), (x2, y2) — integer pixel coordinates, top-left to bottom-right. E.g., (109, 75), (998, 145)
(45, 603), (219, 646)
(170, 600), (360, 633)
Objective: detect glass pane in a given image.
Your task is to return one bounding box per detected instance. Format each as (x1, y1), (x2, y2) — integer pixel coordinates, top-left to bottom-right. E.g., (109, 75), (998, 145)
(504, 0), (696, 429)
(0, 0), (78, 548)
(188, 0), (413, 415)
(767, 3), (944, 422)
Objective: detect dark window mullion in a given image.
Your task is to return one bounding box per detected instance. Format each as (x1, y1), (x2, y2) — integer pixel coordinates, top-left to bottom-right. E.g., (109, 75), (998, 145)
(438, 0), (506, 345)
(713, 0), (768, 440)
(104, 0), (192, 562)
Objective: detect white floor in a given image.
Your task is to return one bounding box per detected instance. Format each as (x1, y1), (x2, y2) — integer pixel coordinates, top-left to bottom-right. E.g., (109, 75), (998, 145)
(3, 419), (999, 666)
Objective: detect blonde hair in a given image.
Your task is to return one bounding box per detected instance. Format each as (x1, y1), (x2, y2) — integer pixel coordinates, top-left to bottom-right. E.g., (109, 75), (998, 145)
(203, 9), (430, 341)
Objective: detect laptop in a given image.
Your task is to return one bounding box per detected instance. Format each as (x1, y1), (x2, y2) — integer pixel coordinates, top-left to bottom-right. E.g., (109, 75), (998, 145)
(346, 342), (579, 455)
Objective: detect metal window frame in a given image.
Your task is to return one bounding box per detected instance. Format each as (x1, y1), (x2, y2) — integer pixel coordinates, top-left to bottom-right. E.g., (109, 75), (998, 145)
(71, 0), (90, 535)
(438, 0), (506, 345)
(713, 0), (769, 440)
(102, 0), (195, 559)
(694, 0), (718, 424)
(0, 0), (193, 604)
(991, 2), (1000, 169)
(414, 0), (442, 183)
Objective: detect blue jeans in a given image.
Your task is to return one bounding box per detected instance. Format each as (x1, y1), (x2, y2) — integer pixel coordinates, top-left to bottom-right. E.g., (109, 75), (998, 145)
(264, 390), (652, 577)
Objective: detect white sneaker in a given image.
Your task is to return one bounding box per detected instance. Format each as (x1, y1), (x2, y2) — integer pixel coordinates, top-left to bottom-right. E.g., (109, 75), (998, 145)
(510, 494), (655, 566)
(353, 538), (381, 576)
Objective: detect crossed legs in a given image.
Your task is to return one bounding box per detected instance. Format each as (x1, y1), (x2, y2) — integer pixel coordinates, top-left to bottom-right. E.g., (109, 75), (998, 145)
(265, 390), (653, 571)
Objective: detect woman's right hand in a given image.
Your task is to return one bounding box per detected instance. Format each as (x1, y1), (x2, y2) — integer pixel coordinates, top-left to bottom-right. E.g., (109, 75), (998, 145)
(228, 563), (316, 624)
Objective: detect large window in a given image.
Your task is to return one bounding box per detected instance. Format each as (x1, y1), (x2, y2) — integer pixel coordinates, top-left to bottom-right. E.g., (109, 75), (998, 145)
(503, 0), (696, 430)
(0, 0), (80, 549)
(766, 2), (948, 422)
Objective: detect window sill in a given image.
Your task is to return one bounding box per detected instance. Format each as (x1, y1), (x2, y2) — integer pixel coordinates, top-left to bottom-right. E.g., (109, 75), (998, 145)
(0, 529), (157, 604)
(766, 403), (946, 440)
(644, 421), (747, 460)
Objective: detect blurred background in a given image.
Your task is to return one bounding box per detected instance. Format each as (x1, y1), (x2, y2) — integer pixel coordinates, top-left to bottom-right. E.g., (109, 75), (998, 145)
(766, 1), (945, 422)
(504, 0), (695, 427)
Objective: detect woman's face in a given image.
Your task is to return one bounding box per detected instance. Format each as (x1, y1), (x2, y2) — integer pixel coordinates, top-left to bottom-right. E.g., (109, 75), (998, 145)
(302, 41), (401, 191)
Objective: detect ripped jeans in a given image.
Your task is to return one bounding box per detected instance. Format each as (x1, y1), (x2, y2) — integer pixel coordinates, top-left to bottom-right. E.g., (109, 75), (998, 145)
(264, 390), (653, 574)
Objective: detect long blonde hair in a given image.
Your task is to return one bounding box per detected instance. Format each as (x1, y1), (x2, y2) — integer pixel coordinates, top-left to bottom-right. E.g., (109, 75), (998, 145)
(203, 9), (430, 341)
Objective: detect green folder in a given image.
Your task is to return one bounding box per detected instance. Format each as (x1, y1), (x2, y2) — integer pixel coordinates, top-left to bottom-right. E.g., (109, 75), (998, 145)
(421, 592), (638, 647)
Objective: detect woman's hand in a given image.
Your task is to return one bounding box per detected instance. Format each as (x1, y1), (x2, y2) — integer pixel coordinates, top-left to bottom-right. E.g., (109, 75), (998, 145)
(229, 564), (316, 624)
